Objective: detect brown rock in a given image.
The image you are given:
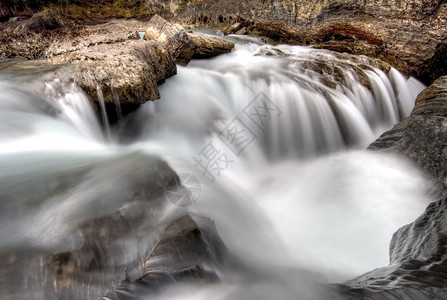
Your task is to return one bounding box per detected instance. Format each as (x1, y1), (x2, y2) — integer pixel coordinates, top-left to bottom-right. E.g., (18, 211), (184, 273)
(234, 27), (247, 35)
(187, 32), (234, 59)
(0, 11), (70, 61)
(51, 40), (175, 104)
(174, 0), (447, 84)
(44, 19), (176, 105)
(144, 14), (194, 65)
(413, 76), (447, 116)
(24, 10), (67, 33)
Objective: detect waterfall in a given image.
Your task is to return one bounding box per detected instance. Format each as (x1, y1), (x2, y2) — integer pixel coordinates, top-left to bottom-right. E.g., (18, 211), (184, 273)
(0, 41), (430, 299)
(131, 43), (425, 160)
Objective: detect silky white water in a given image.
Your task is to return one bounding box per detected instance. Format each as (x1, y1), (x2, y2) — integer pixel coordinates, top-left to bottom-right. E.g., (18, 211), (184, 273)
(0, 40), (430, 299)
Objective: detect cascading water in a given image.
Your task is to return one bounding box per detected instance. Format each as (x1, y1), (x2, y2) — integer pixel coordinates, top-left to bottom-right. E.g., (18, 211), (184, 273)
(0, 38), (431, 299)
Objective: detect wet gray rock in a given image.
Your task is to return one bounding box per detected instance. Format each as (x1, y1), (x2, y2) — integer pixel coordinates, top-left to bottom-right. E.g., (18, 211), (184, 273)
(102, 214), (226, 299)
(332, 195), (447, 299)
(369, 76), (447, 193)
(332, 76), (447, 299)
(44, 154), (181, 298)
(1, 153), (184, 299)
(142, 214), (226, 277)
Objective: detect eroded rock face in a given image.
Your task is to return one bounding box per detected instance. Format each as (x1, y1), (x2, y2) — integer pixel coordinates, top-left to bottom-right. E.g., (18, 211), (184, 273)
(315, 76), (447, 299)
(0, 11), (68, 61)
(369, 76), (447, 192)
(331, 195), (447, 299)
(102, 215), (226, 299)
(48, 40), (175, 104)
(173, 0), (447, 84)
(1, 14), (234, 122)
(187, 32), (234, 59)
(144, 14), (234, 63)
(44, 19), (177, 105)
(145, 14), (195, 65)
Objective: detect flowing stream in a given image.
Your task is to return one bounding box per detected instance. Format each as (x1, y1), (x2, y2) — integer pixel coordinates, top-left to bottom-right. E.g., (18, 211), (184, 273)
(0, 38), (432, 299)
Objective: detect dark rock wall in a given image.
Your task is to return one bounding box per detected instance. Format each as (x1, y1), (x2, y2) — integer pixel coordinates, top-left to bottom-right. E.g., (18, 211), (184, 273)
(369, 76), (447, 193)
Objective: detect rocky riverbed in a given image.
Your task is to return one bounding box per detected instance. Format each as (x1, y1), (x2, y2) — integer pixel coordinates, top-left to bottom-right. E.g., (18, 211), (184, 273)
(0, 12), (233, 121)
(166, 0), (447, 86)
(1, 2), (447, 299)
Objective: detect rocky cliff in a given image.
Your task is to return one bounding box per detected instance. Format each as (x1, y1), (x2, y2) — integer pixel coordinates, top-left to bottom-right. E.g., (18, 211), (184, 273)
(2, 1), (445, 85)
(355, 74), (447, 299)
(0, 13), (233, 122)
(168, 0), (446, 85)
(369, 76), (447, 194)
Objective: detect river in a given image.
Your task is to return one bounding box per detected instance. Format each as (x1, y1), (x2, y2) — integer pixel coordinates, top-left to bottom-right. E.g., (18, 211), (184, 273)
(0, 36), (432, 299)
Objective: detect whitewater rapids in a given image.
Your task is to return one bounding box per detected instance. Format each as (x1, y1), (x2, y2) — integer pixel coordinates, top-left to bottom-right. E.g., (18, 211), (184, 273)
(0, 38), (431, 299)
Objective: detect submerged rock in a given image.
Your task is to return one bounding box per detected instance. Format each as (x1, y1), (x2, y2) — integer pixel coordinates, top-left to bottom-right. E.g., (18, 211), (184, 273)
(40, 154), (181, 298)
(102, 214), (226, 299)
(142, 214), (226, 278)
(369, 76), (447, 193)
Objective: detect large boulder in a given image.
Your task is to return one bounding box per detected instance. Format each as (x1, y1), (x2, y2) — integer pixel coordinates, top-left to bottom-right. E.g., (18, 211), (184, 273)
(42, 19), (177, 122)
(144, 15), (235, 64)
(1, 153), (184, 299)
(144, 14), (194, 65)
(47, 39), (176, 104)
(369, 76), (447, 193)
(187, 32), (234, 59)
